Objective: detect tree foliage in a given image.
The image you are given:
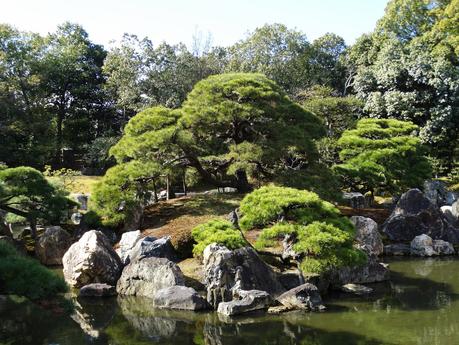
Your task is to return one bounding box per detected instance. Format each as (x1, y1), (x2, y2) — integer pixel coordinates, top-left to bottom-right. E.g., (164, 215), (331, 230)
(333, 118), (432, 195)
(238, 186), (366, 274)
(349, 0), (459, 167)
(0, 166), (73, 237)
(92, 73), (332, 227)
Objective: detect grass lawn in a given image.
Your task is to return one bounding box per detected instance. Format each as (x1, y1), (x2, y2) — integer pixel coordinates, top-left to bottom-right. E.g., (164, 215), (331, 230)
(47, 175), (102, 194)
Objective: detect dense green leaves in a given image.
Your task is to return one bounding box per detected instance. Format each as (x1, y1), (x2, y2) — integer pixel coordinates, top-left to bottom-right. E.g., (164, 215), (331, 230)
(239, 186), (365, 274)
(334, 118), (432, 194)
(0, 167), (74, 235)
(191, 219), (247, 256)
(0, 241), (68, 300)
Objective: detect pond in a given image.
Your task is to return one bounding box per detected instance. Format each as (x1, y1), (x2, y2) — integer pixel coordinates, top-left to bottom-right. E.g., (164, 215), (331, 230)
(1, 257), (459, 345)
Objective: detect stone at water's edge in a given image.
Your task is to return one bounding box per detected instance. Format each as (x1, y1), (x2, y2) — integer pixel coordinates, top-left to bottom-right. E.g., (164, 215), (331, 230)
(127, 236), (177, 264)
(203, 244), (285, 309)
(277, 283), (325, 311)
(153, 286), (209, 311)
(382, 189), (459, 243)
(35, 226), (72, 265)
(410, 234), (455, 256)
(79, 283), (117, 297)
(116, 257), (184, 299)
(116, 230), (142, 265)
(350, 216), (383, 256)
(410, 234), (436, 257)
(63, 230), (122, 288)
(330, 258), (389, 287)
(217, 290), (272, 316)
(341, 283), (373, 295)
(384, 243), (411, 256)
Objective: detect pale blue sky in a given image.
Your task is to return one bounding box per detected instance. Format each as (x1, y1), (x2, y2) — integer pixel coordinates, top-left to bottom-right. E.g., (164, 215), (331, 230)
(1, 0), (388, 48)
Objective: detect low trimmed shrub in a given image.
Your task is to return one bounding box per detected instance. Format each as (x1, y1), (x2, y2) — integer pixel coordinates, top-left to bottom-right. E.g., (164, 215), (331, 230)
(191, 219), (247, 257)
(0, 241), (68, 300)
(240, 185), (366, 274)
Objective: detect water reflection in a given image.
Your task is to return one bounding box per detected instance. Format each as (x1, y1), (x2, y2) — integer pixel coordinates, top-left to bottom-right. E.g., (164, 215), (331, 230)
(2, 257), (459, 345)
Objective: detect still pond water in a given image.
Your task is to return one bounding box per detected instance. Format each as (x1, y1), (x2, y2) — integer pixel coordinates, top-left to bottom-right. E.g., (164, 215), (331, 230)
(2, 257), (459, 345)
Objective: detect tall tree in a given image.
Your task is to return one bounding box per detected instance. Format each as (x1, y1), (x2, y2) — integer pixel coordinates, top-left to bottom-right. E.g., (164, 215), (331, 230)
(41, 22), (108, 165)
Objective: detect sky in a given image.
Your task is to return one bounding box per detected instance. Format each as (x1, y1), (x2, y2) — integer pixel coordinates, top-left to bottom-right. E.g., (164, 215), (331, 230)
(0, 0), (389, 48)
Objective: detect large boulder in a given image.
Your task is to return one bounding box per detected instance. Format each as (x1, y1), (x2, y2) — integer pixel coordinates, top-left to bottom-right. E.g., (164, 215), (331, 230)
(203, 244), (285, 308)
(116, 257), (184, 299)
(153, 286), (209, 311)
(350, 216), (383, 256)
(217, 289), (272, 316)
(330, 258), (389, 287)
(277, 283), (325, 311)
(381, 189), (457, 242)
(127, 236), (177, 264)
(115, 230), (142, 265)
(35, 226), (72, 265)
(63, 230), (122, 288)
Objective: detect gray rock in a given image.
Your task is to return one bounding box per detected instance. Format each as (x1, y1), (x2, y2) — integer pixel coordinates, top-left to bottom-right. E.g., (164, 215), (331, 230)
(128, 236), (177, 264)
(153, 286), (209, 310)
(74, 194), (89, 211)
(441, 206), (457, 224)
(203, 244), (285, 309)
(341, 283), (373, 295)
(116, 257), (184, 299)
(217, 289), (272, 316)
(121, 203), (144, 233)
(453, 201), (459, 220)
(63, 230), (122, 288)
(446, 191), (459, 206)
(433, 239), (455, 255)
(71, 212), (83, 225)
(350, 216), (383, 256)
(343, 192), (365, 209)
(35, 226), (72, 265)
(410, 234), (436, 257)
(423, 180), (448, 207)
(384, 243), (411, 256)
(277, 283), (325, 311)
(278, 270), (305, 291)
(382, 189), (457, 242)
(79, 283), (117, 297)
(116, 230), (142, 265)
(330, 258), (389, 286)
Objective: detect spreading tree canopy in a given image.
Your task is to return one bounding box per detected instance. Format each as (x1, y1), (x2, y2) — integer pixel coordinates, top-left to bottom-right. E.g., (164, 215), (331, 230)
(0, 166), (73, 237)
(92, 73), (331, 227)
(333, 118), (432, 195)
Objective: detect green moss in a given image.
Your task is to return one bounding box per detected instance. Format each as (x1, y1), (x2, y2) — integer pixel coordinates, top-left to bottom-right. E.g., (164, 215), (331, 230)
(0, 242), (68, 300)
(191, 219), (247, 257)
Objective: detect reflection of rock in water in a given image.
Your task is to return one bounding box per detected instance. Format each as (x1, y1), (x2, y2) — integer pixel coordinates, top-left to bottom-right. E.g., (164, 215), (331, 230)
(71, 296), (117, 339)
(412, 258), (435, 276)
(203, 314), (318, 345)
(117, 296), (177, 339)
